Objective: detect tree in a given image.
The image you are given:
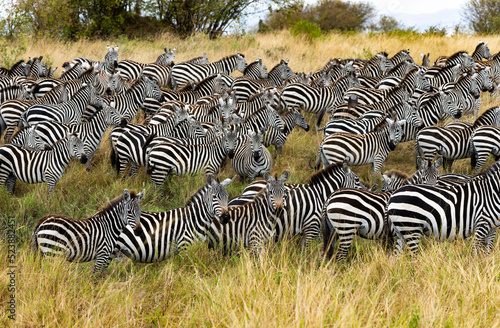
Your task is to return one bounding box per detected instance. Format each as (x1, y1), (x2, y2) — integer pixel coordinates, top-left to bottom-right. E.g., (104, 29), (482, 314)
(462, 0), (500, 34)
(370, 15), (404, 33)
(304, 0), (375, 32)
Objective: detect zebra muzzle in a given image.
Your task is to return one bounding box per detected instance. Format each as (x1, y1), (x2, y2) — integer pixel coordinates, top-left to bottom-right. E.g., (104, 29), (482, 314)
(228, 149), (235, 159)
(80, 154), (88, 164)
(253, 152), (261, 161)
(220, 211), (230, 225)
(120, 118), (128, 128)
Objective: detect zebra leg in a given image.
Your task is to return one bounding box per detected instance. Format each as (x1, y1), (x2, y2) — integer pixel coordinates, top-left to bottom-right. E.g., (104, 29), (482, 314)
(472, 220), (491, 254)
(5, 173), (17, 195)
(129, 163), (140, 177)
(321, 214), (337, 259)
(335, 230), (356, 261)
(405, 229), (424, 254)
(302, 216), (321, 248)
(484, 228), (496, 253)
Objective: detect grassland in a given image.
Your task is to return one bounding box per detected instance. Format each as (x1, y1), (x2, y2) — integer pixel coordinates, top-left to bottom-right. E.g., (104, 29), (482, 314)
(1, 31), (500, 327)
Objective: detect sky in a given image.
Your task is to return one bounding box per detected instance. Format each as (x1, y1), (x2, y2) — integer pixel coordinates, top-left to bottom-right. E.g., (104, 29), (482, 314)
(249, 0), (470, 32)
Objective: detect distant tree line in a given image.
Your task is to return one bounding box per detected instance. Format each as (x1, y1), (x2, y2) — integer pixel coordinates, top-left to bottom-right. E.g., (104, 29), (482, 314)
(0, 0), (499, 40)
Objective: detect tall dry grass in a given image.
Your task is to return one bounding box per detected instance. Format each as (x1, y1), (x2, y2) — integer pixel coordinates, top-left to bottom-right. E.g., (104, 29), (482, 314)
(1, 31), (500, 327)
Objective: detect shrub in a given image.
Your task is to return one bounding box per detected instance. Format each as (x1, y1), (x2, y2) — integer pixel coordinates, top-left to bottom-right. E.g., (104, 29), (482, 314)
(291, 20), (322, 41)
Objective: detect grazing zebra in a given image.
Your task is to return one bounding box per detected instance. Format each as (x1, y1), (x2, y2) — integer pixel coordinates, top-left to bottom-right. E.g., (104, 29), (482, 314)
(231, 60), (294, 102)
(0, 84), (33, 103)
(209, 172), (289, 253)
(321, 157), (441, 260)
(231, 129), (273, 182)
(146, 129), (236, 187)
(0, 80), (83, 142)
(471, 125), (500, 172)
(415, 106), (500, 171)
(117, 47), (176, 80)
(31, 189), (145, 273)
(316, 117), (406, 173)
(387, 162), (500, 255)
(0, 60), (29, 77)
(115, 175), (233, 262)
(0, 132), (87, 194)
(281, 72), (360, 127)
(263, 108), (309, 154)
(71, 45), (119, 73)
(20, 84), (102, 127)
(169, 53), (247, 90)
(425, 64), (463, 87)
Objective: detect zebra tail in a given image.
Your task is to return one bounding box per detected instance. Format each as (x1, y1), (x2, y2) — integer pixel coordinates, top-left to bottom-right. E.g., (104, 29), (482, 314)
(167, 69), (175, 90)
(320, 209), (336, 259)
(142, 133), (156, 151)
(0, 114), (6, 137)
(314, 148), (322, 171)
(316, 106), (328, 130)
(110, 143), (117, 168)
(30, 222), (43, 252)
(471, 142), (478, 170)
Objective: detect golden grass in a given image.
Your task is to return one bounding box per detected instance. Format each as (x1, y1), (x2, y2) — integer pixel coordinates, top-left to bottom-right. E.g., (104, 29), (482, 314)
(1, 31), (500, 327)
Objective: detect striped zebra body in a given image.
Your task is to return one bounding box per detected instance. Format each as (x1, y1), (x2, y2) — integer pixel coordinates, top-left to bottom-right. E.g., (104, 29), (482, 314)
(316, 118), (406, 173)
(387, 164), (500, 255)
(374, 60), (416, 89)
(10, 126), (50, 151)
(161, 74), (231, 104)
(471, 125), (500, 171)
(142, 64), (172, 88)
(147, 132), (234, 187)
(71, 45), (119, 73)
(241, 58), (268, 79)
(0, 84), (33, 103)
(319, 110), (387, 136)
(233, 103), (284, 136)
(27, 56), (47, 80)
(416, 106), (500, 171)
(425, 64), (462, 87)
(0, 60), (29, 77)
(282, 72), (360, 127)
(0, 80), (83, 142)
(21, 85), (102, 127)
(263, 108), (309, 154)
(60, 63), (86, 81)
(442, 72), (481, 117)
(357, 53), (394, 77)
(209, 172), (288, 253)
(433, 51), (476, 69)
(231, 129), (273, 182)
(231, 60), (294, 102)
(0, 133), (87, 194)
(233, 87), (280, 119)
(116, 176), (233, 262)
(32, 189), (144, 273)
(169, 53), (247, 90)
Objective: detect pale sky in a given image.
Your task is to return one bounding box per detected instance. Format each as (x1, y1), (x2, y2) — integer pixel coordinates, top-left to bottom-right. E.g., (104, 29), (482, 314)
(349, 0), (467, 15)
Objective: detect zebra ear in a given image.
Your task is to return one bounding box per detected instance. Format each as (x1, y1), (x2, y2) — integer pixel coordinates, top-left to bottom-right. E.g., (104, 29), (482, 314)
(263, 172), (272, 182)
(342, 157), (350, 172)
(420, 53), (424, 58)
(221, 175), (237, 188)
(114, 45), (119, 51)
(123, 189), (131, 201)
(385, 118), (394, 125)
(137, 189), (146, 202)
(397, 119), (406, 126)
(382, 174), (390, 183)
(434, 156), (444, 168)
(485, 41), (489, 46)
(280, 170), (290, 183)
(173, 47), (177, 53)
(107, 44), (111, 51)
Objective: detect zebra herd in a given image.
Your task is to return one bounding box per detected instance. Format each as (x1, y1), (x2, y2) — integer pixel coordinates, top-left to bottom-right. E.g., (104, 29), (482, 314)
(1, 41), (500, 273)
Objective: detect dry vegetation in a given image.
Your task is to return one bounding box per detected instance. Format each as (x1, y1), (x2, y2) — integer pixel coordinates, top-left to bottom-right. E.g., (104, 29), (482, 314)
(1, 31), (500, 327)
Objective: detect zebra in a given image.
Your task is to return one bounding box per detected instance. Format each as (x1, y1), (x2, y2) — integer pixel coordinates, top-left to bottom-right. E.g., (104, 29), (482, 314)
(208, 172), (289, 254)
(20, 84), (102, 127)
(356, 53), (394, 77)
(281, 72), (360, 128)
(263, 108), (309, 155)
(231, 59), (294, 102)
(0, 132), (87, 194)
(169, 53), (247, 90)
(232, 103), (285, 137)
(146, 129), (237, 187)
(387, 163), (500, 255)
(231, 129), (273, 182)
(32, 103), (126, 169)
(316, 117), (407, 174)
(320, 156), (441, 260)
(160, 74), (231, 105)
(71, 45), (119, 73)
(0, 84), (33, 103)
(26, 56), (47, 80)
(434, 43), (490, 67)
(373, 60), (417, 89)
(0, 80), (83, 142)
(381, 157), (443, 192)
(9, 126), (51, 151)
(470, 125), (500, 172)
(425, 64), (463, 88)
(183, 52), (210, 64)
(116, 175), (235, 262)
(0, 60), (30, 77)
(240, 58), (268, 79)
(233, 87), (281, 119)
(31, 189), (145, 273)
(415, 106), (500, 171)
(117, 47), (176, 80)
(60, 63), (87, 81)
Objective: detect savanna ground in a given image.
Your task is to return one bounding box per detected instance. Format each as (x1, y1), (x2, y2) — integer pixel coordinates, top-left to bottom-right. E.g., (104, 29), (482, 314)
(1, 31), (500, 327)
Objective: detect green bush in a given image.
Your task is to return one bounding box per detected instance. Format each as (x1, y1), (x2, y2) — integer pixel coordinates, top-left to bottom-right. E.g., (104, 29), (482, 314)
(291, 20), (322, 41)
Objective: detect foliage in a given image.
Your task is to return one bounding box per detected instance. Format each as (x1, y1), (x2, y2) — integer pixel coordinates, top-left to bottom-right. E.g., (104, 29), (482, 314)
(462, 0), (500, 34)
(0, 39), (27, 68)
(424, 25), (447, 36)
(304, 0), (375, 32)
(370, 15), (405, 33)
(264, 0), (305, 31)
(290, 20), (322, 41)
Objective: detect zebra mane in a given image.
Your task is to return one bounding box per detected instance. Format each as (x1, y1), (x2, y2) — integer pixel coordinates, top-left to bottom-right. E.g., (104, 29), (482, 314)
(490, 51), (500, 62)
(371, 119), (390, 133)
(268, 62), (285, 75)
(96, 190), (138, 216)
(446, 51), (468, 62)
(7, 59), (26, 71)
(383, 169), (409, 180)
(378, 51), (389, 57)
(387, 60), (411, 75)
(247, 89), (265, 102)
(243, 60), (261, 75)
(0, 84), (25, 92)
(9, 125), (32, 141)
(215, 53), (245, 63)
(185, 183), (211, 207)
(473, 106), (499, 128)
(77, 65), (94, 80)
(309, 162), (345, 186)
(397, 67), (419, 85)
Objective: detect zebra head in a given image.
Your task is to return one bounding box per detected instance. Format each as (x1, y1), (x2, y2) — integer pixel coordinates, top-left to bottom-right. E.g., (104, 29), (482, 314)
(21, 84), (35, 101)
(461, 52), (475, 70)
(11, 126), (50, 151)
(219, 93), (235, 121)
(68, 132), (88, 164)
(279, 59), (295, 80)
(142, 75), (162, 101)
(386, 116), (406, 151)
(341, 160), (367, 189)
(156, 47), (176, 66)
(235, 53), (247, 73)
(292, 108), (309, 132)
(376, 53), (394, 73)
(105, 45), (119, 69)
(493, 107), (500, 126)
(104, 102), (127, 127)
(397, 101), (423, 128)
(214, 73), (230, 95)
(122, 189), (145, 230)
(223, 125), (239, 159)
(439, 90), (462, 119)
(186, 116), (206, 138)
(265, 103), (285, 131)
(415, 67), (432, 92)
(478, 67), (496, 93)
(347, 71), (361, 88)
(171, 103), (190, 126)
(263, 170), (290, 221)
(475, 41), (491, 60)
(420, 53), (431, 67)
(205, 174), (235, 225)
(88, 84), (104, 107)
(248, 129), (264, 161)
